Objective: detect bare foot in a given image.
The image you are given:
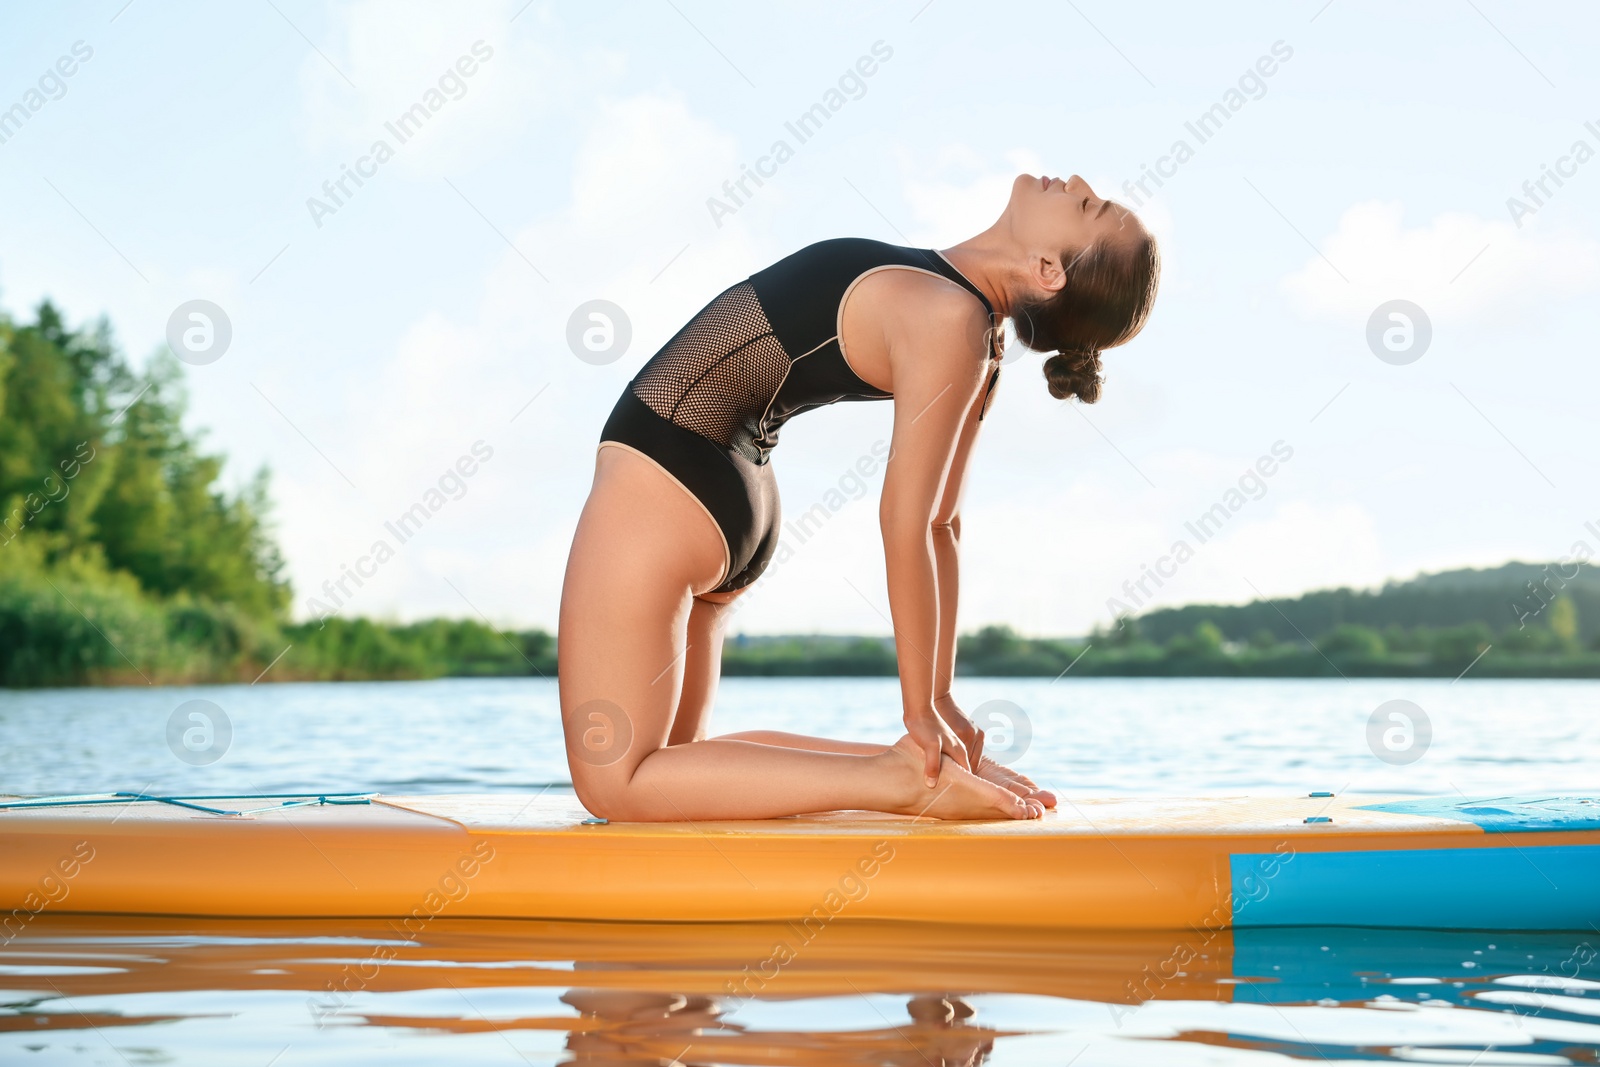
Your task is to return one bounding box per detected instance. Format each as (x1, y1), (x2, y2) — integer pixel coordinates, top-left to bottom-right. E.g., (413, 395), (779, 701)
(976, 757), (1057, 809)
(880, 736), (1043, 820)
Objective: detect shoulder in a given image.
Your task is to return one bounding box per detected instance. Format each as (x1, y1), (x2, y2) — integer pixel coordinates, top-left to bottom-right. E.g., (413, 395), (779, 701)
(879, 271), (991, 361)
(754, 236), (894, 275)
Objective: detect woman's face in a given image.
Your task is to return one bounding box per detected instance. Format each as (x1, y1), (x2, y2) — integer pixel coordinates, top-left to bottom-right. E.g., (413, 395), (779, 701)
(1005, 173), (1142, 289)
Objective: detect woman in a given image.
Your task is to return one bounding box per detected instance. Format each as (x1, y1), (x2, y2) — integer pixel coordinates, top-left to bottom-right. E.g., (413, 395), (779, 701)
(559, 173), (1159, 821)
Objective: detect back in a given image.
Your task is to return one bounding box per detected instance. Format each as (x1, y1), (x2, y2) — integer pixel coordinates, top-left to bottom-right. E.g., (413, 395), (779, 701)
(628, 238), (995, 464)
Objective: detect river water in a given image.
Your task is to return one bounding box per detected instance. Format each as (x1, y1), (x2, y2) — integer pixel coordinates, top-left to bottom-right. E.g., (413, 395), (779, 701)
(2, 676), (1598, 1064)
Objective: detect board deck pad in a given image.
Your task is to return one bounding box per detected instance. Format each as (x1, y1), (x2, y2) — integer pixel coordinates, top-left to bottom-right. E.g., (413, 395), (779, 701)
(2, 792), (1596, 931)
(1353, 794), (1600, 833)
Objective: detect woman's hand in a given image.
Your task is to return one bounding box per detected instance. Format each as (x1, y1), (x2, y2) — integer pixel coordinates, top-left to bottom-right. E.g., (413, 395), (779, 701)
(932, 693), (985, 771)
(904, 706), (971, 789)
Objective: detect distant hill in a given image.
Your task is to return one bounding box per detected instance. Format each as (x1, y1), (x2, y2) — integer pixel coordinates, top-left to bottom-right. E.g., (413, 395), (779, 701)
(1130, 561), (1597, 645)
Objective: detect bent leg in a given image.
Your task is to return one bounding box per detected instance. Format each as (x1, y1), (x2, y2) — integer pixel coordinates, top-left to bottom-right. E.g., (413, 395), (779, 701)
(717, 730), (1057, 808)
(559, 448), (1034, 822)
(666, 593), (736, 746)
(716, 729), (887, 755)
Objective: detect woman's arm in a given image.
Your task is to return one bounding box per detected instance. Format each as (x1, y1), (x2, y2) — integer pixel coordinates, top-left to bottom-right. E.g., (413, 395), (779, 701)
(879, 293), (992, 786)
(930, 372), (991, 704)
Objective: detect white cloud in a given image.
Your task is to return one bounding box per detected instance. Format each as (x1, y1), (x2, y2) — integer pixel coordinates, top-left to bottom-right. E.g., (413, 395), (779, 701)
(1281, 200), (1600, 324)
(898, 145), (1041, 244)
(295, 0), (560, 178)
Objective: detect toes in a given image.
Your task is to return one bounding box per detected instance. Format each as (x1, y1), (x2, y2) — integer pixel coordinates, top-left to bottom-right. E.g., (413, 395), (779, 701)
(997, 777), (1032, 799)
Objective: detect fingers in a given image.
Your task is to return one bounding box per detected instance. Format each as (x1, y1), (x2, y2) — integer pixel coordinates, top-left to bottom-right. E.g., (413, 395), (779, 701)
(933, 701), (980, 772)
(943, 733), (969, 778)
(922, 741), (940, 789)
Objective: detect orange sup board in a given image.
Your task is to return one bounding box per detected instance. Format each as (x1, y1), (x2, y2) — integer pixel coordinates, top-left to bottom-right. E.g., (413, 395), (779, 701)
(2, 791), (1596, 930)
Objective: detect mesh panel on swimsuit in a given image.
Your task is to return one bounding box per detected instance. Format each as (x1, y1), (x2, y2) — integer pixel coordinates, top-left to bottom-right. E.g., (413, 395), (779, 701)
(629, 282), (791, 451)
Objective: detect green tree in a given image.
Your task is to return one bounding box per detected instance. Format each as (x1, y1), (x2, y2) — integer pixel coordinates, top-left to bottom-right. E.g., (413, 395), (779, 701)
(1382, 624), (1425, 654)
(1092, 614), (1141, 648)
(1193, 620), (1225, 654)
(1248, 628), (1279, 651)
(1, 302), (287, 618)
(965, 624), (1024, 662)
(1550, 596), (1580, 652)
(1429, 622), (1493, 663)
(1500, 623), (1557, 653)
(1320, 624), (1386, 659)
(1165, 620), (1226, 660)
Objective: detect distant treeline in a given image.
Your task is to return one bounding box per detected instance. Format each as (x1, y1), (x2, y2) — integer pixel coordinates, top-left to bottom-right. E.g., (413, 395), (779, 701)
(722, 617), (1600, 680)
(728, 562), (1600, 679)
(3, 301), (1597, 686)
(1131, 559), (1600, 649)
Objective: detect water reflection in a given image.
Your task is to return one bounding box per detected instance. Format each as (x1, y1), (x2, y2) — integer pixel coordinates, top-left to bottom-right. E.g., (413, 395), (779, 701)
(3, 917), (1598, 1064)
(556, 989), (1002, 1066)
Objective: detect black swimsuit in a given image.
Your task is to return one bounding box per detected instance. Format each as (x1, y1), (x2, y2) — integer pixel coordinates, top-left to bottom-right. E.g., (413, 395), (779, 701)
(598, 237), (1003, 594)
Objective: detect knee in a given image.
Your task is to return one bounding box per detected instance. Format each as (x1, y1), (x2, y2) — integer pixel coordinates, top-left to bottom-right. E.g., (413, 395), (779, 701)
(571, 771), (655, 823)
(571, 768), (622, 820)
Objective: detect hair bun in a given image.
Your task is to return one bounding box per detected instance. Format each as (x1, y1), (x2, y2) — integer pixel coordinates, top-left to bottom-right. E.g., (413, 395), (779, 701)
(1043, 347), (1103, 403)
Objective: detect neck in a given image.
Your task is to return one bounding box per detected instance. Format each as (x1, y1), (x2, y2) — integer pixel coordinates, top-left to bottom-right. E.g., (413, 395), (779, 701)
(937, 226), (1019, 319)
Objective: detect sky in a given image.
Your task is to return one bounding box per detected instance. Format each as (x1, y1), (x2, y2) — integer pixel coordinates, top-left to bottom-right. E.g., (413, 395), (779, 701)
(0, 0), (1595, 638)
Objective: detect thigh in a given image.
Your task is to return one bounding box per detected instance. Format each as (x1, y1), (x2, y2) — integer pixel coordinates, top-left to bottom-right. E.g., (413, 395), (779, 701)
(668, 588), (750, 745)
(557, 447), (728, 805)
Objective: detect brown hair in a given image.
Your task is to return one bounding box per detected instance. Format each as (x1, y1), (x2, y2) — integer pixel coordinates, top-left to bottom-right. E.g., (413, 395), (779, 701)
(1011, 229), (1160, 403)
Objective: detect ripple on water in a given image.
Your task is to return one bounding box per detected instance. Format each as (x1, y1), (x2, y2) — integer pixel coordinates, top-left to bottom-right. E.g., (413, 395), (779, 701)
(2, 919), (1598, 1065)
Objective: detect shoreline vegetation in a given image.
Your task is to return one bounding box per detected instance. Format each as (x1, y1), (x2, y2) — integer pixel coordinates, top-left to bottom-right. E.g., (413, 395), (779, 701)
(4, 302), (1599, 688)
